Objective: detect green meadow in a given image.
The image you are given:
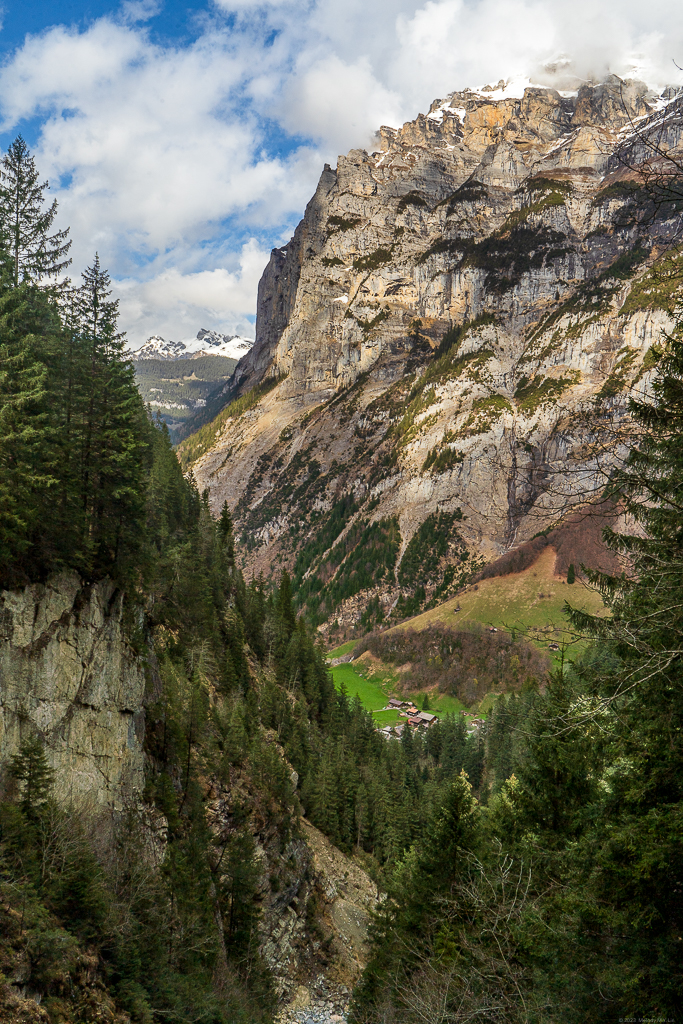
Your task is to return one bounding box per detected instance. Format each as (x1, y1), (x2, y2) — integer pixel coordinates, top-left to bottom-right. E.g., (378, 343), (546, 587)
(329, 660), (471, 724)
(326, 547), (602, 718)
(330, 662), (400, 725)
(390, 547), (604, 646)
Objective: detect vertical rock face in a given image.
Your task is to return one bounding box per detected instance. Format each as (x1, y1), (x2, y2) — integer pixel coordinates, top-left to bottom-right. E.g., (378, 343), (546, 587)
(0, 573), (146, 808)
(186, 76), (683, 629)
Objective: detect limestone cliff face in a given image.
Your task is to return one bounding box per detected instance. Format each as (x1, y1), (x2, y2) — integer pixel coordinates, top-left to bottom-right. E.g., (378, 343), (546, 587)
(190, 76), (683, 629)
(0, 573), (147, 808)
(257, 817), (377, 1015)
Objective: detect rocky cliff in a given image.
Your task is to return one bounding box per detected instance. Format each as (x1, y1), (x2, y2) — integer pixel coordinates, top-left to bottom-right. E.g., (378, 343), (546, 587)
(0, 574), (377, 1022)
(183, 74), (683, 632)
(0, 573), (147, 809)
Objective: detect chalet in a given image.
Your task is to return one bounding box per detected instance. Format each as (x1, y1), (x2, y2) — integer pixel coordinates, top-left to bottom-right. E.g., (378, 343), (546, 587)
(467, 718), (486, 733)
(388, 698), (406, 709)
(548, 642), (560, 651)
(406, 712), (437, 728)
(379, 725), (395, 739)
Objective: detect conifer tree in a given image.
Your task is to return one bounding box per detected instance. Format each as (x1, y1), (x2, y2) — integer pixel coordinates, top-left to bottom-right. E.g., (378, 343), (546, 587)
(0, 264), (63, 582)
(276, 570), (296, 637)
(71, 255), (149, 578)
(557, 328), (683, 1015)
(218, 500), (234, 540)
(8, 736), (54, 815)
(0, 137), (71, 286)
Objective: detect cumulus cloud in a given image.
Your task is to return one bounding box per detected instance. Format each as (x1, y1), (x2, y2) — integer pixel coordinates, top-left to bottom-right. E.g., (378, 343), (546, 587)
(114, 238), (270, 345)
(1, 0), (682, 345)
(391, 0), (683, 101)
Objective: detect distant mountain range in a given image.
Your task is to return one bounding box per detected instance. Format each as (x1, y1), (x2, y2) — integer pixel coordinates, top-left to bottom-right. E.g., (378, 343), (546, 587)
(131, 329), (254, 361)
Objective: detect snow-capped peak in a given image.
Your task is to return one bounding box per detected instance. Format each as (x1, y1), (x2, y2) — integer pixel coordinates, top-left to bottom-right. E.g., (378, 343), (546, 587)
(131, 329), (254, 361)
(186, 329), (254, 359)
(132, 336), (189, 360)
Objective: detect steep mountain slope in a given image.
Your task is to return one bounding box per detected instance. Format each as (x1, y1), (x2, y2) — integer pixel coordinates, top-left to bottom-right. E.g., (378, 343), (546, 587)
(183, 75), (683, 635)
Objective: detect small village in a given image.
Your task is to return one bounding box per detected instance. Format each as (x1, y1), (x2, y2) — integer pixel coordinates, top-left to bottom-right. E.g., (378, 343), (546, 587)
(376, 698), (485, 740)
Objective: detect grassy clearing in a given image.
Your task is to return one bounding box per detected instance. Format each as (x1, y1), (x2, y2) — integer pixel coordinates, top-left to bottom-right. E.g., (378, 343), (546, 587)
(327, 639), (358, 659)
(404, 692), (467, 716)
(387, 547), (604, 650)
(331, 660), (471, 722)
(330, 663), (400, 725)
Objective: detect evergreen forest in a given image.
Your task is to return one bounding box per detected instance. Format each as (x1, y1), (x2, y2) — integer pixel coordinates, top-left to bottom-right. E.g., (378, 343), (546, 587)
(0, 136), (681, 1024)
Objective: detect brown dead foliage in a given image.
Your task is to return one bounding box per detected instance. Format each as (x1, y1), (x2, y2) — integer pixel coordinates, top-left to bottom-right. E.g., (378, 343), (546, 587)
(354, 625), (550, 705)
(478, 503), (621, 582)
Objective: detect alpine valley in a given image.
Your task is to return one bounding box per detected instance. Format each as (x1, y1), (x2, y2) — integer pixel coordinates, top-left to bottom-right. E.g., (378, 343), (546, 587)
(132, 330), (254, 435)
(180, 75), (683, 635)
(1, 69), (683, 1024)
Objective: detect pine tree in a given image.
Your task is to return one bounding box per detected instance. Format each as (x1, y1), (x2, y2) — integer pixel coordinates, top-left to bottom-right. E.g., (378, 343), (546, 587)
(0, 265), (63, 582)
(0, 137), (71, 286)
(8, 736), (54, 814)
(547, 328), (683, 1016)
(218, 500), (234, 541)
(567, 562), (575, 584)
(276, 570), (296, 636)
(71, 255), (149, 578)
(350, 775), (479, 1021)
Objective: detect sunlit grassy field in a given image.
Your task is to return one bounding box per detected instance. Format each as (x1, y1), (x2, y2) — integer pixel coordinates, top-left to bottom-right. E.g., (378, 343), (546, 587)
(330, 661), (470, 723)
(327, 639), (358, 659)
(330, 662), (400, 725)
(326, 548), (605, 717)
(388, 547), (605, 653)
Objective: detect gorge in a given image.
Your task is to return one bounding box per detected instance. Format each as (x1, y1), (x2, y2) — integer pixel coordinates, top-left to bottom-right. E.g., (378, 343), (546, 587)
(0, 70), (682, 1024)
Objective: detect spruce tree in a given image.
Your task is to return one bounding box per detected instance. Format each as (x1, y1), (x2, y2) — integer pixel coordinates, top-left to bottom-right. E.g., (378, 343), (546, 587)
(71, 255), (149, 579)
(0, 137), (71, 286)
(0, 265), (62, 582)
(547, 328), (683, 1016)
(8, 736), (54, 815)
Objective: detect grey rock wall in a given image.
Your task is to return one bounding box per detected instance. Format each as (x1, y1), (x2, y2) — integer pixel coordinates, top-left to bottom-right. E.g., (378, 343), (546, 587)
(187, 77), (683, 624)
(0, 573), (147, 809)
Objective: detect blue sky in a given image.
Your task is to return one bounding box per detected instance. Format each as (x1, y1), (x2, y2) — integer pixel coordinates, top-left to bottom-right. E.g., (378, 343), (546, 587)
(1, 0), (681, 347)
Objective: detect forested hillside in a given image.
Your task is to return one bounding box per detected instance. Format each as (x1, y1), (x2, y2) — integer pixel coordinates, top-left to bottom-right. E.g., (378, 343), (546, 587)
(133, 354), (238, 437)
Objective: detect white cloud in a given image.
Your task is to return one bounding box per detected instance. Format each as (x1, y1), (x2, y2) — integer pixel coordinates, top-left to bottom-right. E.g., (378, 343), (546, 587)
(1, 0), (682, 345)
(277, 55), (405, 151)
(115, 238), (269, 345)
(119, 0), (163, 24)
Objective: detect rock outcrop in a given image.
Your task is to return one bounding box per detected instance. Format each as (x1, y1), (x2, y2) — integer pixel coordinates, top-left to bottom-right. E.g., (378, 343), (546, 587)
(185, 76), (683, 629)
(0, 573), (147, 809)
(261, 818), (377, 1022)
